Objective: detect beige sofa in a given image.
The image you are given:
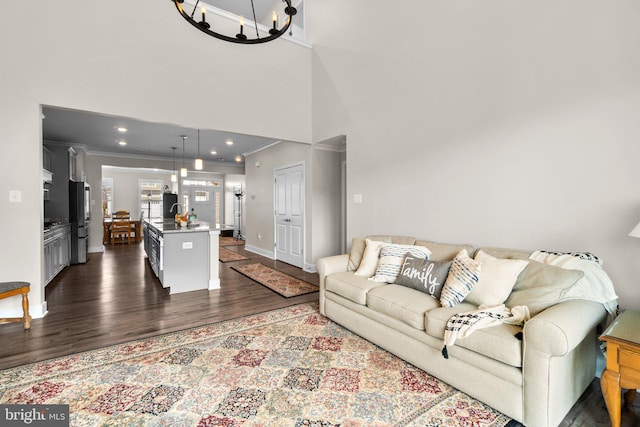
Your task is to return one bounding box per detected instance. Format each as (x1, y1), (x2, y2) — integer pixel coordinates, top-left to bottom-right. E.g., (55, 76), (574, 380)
(317, 235), (608, 427)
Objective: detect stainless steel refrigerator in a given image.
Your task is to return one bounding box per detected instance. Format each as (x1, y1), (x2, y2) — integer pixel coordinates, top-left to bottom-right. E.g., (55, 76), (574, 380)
(69, 181), (91, 264)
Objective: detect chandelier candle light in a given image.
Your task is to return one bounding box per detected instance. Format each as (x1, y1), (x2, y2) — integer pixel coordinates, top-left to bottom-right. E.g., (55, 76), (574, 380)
(171, 0), (297, 44)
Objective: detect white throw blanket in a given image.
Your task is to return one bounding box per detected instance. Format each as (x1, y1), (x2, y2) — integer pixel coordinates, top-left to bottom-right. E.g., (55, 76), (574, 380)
(529, 250), (618, 320)
(442, 305), (530, 359)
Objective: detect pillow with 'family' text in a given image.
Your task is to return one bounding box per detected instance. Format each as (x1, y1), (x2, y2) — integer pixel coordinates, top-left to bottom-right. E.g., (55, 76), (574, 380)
(395, 256), (452, 299)
(369, 244), (431, 283)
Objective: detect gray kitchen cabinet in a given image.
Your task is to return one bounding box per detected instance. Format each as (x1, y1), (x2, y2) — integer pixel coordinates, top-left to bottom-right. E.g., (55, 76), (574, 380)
(44, 224), (71, 285)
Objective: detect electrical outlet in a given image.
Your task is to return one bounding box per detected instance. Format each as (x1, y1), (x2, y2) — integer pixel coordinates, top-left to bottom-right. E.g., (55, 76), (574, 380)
(182, 242), (193, 249)
(257, 233), (262, 241)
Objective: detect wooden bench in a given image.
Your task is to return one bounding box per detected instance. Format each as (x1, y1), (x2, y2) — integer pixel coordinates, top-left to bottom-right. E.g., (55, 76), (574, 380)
(0, 282), (31, 330)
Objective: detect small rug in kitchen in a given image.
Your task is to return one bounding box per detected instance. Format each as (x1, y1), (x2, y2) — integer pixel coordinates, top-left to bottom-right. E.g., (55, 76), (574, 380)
(232, 263), (318, 298)
(219, 236), (245, 247)
(0, 303), (513, 426)
(219, 246), (249, 263)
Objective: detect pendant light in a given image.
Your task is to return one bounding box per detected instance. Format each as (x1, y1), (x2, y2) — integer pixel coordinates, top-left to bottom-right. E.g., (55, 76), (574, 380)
(170, 147), (177, 182)
(195, 129), (203, 170)
(180, 135), (188, 178)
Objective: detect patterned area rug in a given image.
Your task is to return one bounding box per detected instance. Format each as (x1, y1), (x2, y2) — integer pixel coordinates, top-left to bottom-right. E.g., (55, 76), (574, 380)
(219, 247), (249, 263)
(232, 263), (318, 298)
(0, 303), (512, 426)
(219, 237), (245, 247)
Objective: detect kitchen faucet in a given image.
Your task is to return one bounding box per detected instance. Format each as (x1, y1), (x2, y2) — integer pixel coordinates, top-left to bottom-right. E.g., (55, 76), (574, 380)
(170, 203), (183, 214)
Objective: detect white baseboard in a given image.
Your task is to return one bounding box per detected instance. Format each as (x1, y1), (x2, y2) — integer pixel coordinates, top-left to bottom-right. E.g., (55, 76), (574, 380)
(0, 299), (47, 320)
(304, 263), (317, 273)
(209, 279), (221, 290)
(244, 245), (275, 259)
(89, 245), (105, 253)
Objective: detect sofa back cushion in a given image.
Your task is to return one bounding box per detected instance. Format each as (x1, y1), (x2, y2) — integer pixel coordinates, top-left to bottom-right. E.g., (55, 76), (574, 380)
(415, 240), (475, 262)
(476, 247), (532, 260)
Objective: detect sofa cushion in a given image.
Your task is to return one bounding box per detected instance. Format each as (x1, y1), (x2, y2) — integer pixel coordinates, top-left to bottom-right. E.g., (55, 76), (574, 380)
(369, 235), (416, 245)
(325, 271), (387, 305)
(395, 257), (451, 299)
(476, 247), (531, 260)
(425, 304), (523, 367)
(464, 250), (529, 307)
(440, 249), (481, 307)
(367, 284), (441, 330)
(415, 240), (475, 262)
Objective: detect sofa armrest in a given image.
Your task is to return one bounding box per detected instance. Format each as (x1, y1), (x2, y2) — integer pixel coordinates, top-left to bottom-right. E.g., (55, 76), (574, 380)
(524, 299), (606, 356)
(316, 254), (349, 315)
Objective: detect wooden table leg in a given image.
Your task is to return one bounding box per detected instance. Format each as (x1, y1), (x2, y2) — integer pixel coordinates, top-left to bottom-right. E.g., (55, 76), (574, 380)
(21, 289), (31, 330)
(624, 388), (637, 407)
(601, 369), (622, 427)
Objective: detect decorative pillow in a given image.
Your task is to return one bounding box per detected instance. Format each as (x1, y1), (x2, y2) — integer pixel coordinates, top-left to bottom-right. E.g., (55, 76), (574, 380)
(464, 250), (529, 307)
(505, 260), (584, 316)
(395, 256), (452, 299)
(440, 249), (481, 307)
(369, 244), (431, 283)
(354, 239), (386, 277)
(347, 237), (367, 271)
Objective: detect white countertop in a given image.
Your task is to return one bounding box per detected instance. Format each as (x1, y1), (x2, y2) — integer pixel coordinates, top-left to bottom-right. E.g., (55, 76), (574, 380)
(145, 219), (220, 234)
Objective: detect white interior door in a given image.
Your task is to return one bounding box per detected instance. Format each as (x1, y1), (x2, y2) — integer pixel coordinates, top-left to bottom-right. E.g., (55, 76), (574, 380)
(274, 164), (304, 268)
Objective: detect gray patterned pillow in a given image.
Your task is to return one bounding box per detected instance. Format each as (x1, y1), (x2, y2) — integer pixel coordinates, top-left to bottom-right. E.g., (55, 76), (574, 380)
(395, 256), (452, 299)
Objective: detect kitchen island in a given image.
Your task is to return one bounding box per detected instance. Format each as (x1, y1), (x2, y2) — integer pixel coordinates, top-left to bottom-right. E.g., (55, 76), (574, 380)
(143, 219), (220, 294)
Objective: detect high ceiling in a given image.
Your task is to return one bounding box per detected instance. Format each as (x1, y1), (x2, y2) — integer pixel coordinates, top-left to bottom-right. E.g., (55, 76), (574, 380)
(42, 106), (280, 166)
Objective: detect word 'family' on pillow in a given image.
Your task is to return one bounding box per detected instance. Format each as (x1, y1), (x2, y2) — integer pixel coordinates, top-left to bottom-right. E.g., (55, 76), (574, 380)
(396, 256), (452, 299)
(369, 244), (431, 283)
(464, 250), (529, 307)
(440, 249), (481, 308)
(354, 239), (386, 277)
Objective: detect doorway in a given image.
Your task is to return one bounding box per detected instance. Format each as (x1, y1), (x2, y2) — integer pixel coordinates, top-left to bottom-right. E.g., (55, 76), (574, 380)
(274, 163), (305, 268)
(182, 179), (223, 226)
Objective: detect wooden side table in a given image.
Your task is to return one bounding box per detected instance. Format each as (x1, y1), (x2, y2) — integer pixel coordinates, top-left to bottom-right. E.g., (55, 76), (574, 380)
(600, 310), (640, 427)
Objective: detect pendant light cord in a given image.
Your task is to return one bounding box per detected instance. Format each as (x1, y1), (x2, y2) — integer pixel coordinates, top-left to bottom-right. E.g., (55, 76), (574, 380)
(250, 0), (259, 38)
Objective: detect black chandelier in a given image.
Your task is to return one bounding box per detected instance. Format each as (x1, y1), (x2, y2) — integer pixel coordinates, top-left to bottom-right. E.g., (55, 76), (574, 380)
(172, 0), (297, 45)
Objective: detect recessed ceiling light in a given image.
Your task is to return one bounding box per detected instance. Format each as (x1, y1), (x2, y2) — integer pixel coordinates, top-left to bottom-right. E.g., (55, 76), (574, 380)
(210, 150), (217, 155)
(225, 140), (233, 146)
(235, 156), (242, 162)
(118, 140), (127, 146)
(117, 127), (128, 132)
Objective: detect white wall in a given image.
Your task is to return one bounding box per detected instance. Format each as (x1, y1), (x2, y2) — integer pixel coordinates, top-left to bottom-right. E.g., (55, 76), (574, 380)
(309, 1), (640, 310)
(0, 0), (311, 318)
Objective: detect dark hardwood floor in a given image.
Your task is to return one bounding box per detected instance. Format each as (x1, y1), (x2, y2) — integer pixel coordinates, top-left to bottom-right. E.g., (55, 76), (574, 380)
(0, 242), (637, 425)
(0, 242), (317, 370)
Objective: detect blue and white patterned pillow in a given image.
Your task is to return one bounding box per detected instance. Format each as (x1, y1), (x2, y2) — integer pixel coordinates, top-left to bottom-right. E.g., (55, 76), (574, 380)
(440, 249), (482, 307)
(369, 244), (431, 283)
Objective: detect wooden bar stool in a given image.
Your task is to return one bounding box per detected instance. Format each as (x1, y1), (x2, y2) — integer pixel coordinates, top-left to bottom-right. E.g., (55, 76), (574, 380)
(0, 282), (31, 330)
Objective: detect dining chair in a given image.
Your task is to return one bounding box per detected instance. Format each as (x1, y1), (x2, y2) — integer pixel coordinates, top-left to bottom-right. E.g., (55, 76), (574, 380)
(110, 210), (131, 244)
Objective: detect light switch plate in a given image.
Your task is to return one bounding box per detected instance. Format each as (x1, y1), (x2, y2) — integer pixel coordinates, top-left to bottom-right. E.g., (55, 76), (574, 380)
(9, 190), (22, 203)
(353, 194), (363, 204)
